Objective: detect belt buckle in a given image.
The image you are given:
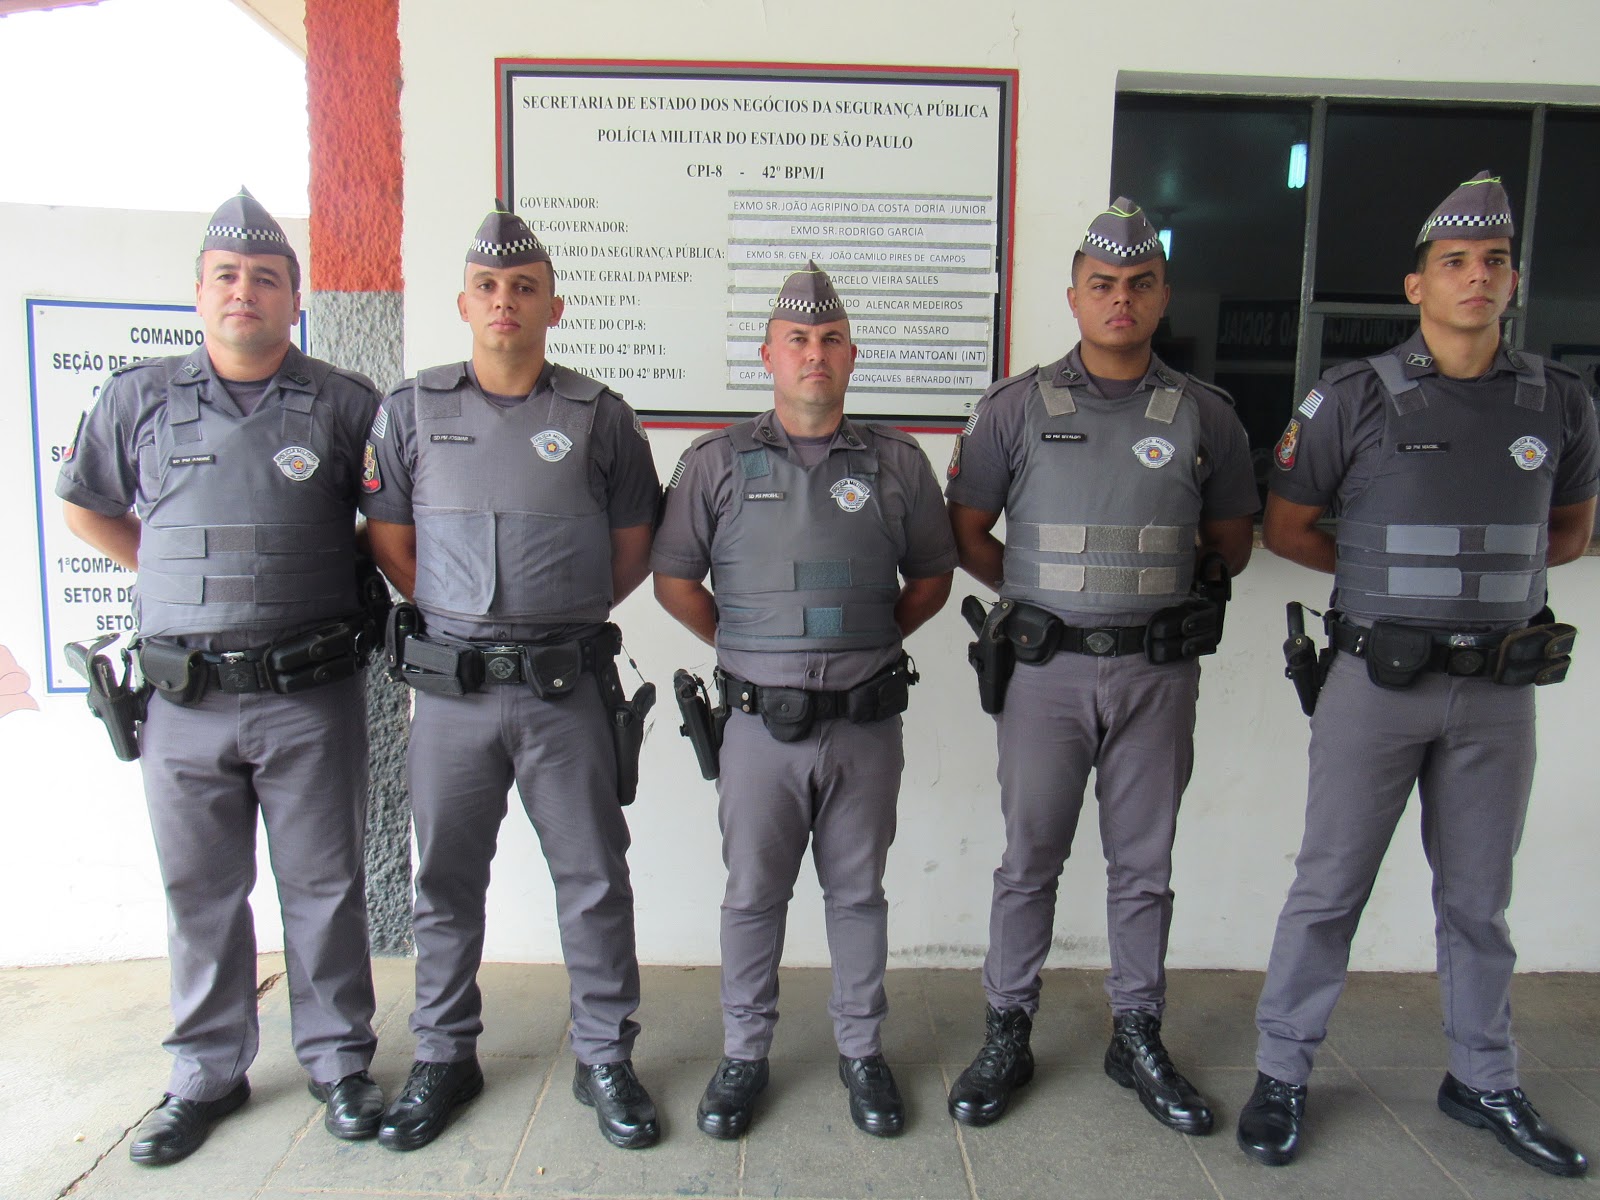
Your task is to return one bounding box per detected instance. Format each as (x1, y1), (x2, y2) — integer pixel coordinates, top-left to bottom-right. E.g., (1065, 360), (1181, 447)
(1084, 630), (1117, 656)
(216, 651), (260, 692)
(480, 645), (522, 684)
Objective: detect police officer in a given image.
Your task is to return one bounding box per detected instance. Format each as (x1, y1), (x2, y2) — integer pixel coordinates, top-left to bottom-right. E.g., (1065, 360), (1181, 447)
(944, 199), (1257, 1134)
(57, 189), (384, 1164)
(654, 262), (956, 1139)
(362, 204), (661, 1151)
(1238, 172), (1596, 1177)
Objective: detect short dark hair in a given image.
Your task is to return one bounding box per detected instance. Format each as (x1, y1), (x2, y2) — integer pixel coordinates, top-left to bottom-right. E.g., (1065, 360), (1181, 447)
(195, 251), (302, 294)
(1070, 250), (1169, 286)
(1412, 241), (1432, 274)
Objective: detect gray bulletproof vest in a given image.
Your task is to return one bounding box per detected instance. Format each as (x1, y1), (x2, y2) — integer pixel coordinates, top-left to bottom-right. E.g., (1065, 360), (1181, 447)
(1334, 351), (1556, 625)
(1001, 361), (1202, 617)
(410, 364), (613, 624)
(135, 360), (358, 639)
(711, 421), (906, 653)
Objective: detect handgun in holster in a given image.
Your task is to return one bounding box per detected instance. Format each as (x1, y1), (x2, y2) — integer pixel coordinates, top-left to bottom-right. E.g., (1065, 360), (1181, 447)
(1193, 550), (1232, 641)
(354, 555), (394, 665)
(1283, 601), (1331, 717)
(674, 668), (729, 780)
(593, 630), (655, 806)
(962, 595), (1016, 715)
(64, 633), (147, 761)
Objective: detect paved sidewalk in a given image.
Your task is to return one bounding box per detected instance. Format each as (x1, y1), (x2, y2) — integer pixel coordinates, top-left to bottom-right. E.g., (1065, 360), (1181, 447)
(2, 959), (1595, 1199)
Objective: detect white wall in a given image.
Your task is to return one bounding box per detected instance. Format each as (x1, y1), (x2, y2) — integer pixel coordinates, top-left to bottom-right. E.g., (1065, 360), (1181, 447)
(0, 203), (311, 965)
(4, 0), (1598, 975)
(395, 0), (1600, 974)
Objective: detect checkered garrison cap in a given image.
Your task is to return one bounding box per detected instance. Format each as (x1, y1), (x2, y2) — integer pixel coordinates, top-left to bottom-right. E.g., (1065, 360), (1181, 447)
(1416, 171), (1516, 247)
(771, 260), (847, 325)
(466, 201), (552, 268)
(202, 186), (297, 264)
(1080, 196), (1164, 267)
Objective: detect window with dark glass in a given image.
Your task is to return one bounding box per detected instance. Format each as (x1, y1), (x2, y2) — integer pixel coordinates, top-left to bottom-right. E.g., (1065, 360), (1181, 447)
(1108, 93), (1597, 502)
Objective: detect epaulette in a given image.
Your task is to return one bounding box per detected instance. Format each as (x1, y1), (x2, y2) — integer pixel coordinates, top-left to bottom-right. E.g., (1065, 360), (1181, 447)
(858, 421), (919, 448)
(326, 364), (380, 395)
(1541, 357), (1583, 382)
(1183, 375), (1236, 407)
(416, 362), (468, 390)
(688, 425), (733, 452)
(550, 363), (608, 404)
(1322, 358), (1372, 385)
(109, 357), (167, 379)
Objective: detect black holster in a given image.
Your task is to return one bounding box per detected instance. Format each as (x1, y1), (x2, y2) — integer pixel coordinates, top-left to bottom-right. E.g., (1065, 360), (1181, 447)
(593, 626), (654, 806)
(354, 555), (394, 664)
(963, 595), (1016, 714)
(1282, 602), (1331, 716)
(674, 668), (729, 780)
(64, 634), (146, 761)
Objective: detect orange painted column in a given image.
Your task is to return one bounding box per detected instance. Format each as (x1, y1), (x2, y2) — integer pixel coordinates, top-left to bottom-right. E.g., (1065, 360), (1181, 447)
(303, 0), (411, 953)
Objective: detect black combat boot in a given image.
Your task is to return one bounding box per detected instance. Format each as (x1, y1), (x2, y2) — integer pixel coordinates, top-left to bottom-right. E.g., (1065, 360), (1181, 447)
(947, 1005), (1034, 1127)
(1104, 1010), (1213, 1134)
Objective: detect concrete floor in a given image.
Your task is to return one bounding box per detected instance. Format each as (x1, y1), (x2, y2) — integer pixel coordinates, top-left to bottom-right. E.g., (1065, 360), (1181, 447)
(2, 958), (1596, 1200)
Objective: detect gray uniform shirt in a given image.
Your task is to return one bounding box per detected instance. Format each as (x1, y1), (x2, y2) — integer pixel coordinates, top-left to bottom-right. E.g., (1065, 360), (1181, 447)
(945, 346), (1259, 625)
(56, 344), (377, 651)
(1270, 330), (1598, 629)
(653, 410), (958, 690)
(1271, 331), (1599, 515)
(359, 360), (659, 642)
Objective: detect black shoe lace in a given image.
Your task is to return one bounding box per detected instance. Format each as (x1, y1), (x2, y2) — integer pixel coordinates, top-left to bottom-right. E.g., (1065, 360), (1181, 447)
(717, 1059), (762, 1088)
(590, 1062), (643, 1103)
(399, 1062), (454, 1104)
(852, 1058), (891, 1087)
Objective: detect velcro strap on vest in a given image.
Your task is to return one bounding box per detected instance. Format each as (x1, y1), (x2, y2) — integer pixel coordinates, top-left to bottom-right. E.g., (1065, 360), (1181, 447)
(1008, 521), (1192, 556)
(136, 563), (352, 605)
(143, 523), (349, 559)
(1035, 563), (1182, 596)
(1338, 520), (1546, 557)
(1336, 563), (1537, 604)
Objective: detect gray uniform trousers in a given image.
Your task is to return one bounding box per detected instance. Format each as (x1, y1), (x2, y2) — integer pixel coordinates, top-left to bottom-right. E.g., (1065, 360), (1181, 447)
(983, 652), (1200, 1016)
(716, 709), (905, 1060)
(139, 674), (377, 1101)
(406, 675), (641, 1065)
(1255, 652), (1536, 1092)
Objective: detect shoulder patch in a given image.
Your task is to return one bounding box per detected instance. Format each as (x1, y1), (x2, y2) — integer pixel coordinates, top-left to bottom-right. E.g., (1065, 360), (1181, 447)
(1274, 419), (1302, 471)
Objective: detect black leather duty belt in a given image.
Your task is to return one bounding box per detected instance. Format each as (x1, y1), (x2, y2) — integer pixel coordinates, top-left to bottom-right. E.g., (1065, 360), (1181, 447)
(197, 648), (274, 693)
(1329, 618), (1504, 678)
(721, 675), (856, 721)
(1053, 623), (1149, 658)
